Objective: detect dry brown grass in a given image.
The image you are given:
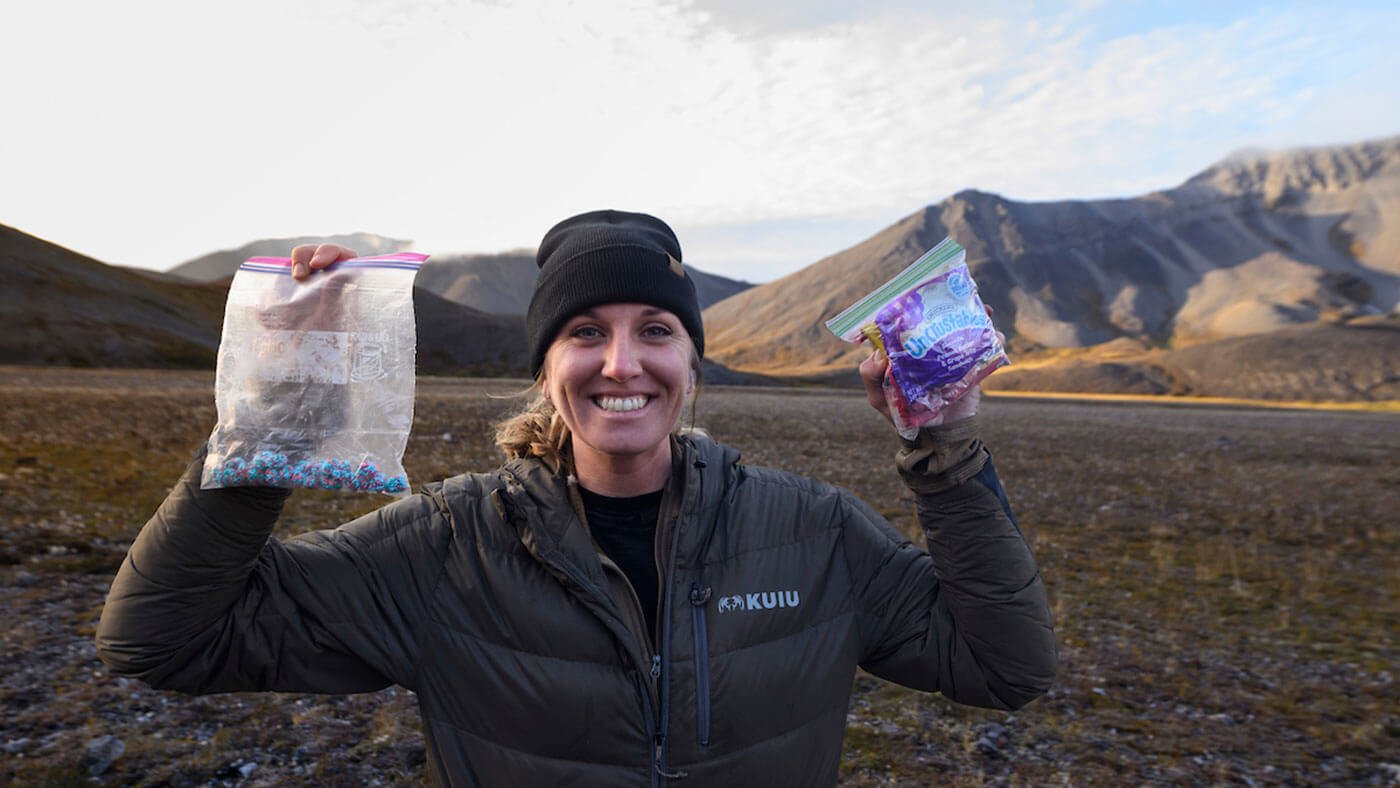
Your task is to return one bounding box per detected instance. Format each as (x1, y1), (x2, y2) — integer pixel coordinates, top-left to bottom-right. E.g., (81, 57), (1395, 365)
(2, 367), (1396, 785)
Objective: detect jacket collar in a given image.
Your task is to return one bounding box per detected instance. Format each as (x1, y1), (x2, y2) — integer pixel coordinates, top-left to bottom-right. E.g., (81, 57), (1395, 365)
(497, 432), (741, 566)
(493, 434), (742, 674)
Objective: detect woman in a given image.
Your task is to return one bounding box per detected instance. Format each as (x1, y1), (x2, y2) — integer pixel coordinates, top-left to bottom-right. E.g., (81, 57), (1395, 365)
(97, 210), (1056, 786)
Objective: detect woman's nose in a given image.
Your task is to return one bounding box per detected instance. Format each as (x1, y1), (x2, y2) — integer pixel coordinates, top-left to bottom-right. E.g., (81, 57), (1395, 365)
(601, 334), (642, 381)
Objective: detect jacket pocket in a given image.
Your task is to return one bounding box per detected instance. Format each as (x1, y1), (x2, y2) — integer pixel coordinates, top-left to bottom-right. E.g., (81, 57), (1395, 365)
(690, 583), (712, 747)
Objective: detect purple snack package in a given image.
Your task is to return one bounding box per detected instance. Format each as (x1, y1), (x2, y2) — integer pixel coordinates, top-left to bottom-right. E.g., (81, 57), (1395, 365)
(873, 261), (1007, 431)
(825, 237), (1009, 437)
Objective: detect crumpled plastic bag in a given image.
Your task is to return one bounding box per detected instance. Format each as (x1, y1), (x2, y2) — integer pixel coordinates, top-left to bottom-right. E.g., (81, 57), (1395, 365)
(202, 252), (427, 496)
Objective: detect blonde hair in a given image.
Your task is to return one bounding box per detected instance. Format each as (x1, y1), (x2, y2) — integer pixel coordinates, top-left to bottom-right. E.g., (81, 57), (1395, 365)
(493, 387), (574, 475)
(493, 347), (703, 474)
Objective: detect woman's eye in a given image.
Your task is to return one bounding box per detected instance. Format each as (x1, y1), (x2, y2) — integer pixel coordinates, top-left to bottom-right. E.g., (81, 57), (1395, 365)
(571, 326), (603, 339)
(643, 324), (674, 338)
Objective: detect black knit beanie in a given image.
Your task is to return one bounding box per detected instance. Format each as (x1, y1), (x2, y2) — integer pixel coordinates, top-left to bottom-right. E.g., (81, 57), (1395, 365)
(526, 209), (704, 378)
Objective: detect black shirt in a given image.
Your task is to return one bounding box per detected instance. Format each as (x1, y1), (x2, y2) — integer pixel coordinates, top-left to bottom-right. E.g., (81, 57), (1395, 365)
(579, 486), (663, 645)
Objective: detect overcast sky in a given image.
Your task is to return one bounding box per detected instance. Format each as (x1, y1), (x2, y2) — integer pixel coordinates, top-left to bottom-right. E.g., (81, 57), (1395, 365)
(3, 0), (1398, 281)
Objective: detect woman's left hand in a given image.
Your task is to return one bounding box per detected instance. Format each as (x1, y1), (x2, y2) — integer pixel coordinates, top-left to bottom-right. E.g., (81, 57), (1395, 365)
(861, 349), (982, 427)
(859, 349), (896, 427)
(859, 293), (1005, 432)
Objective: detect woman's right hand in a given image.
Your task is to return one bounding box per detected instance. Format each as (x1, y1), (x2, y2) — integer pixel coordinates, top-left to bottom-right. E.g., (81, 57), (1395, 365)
(290, 243), (359, 281)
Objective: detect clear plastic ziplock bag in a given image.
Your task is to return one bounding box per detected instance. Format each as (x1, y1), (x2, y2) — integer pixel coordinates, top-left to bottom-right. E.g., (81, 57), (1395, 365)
(825, 238), (1008, 439)
(202, 252), (428, 496)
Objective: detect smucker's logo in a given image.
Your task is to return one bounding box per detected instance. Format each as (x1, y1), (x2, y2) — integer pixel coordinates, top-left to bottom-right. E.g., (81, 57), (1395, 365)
(716, 590), (801, 613)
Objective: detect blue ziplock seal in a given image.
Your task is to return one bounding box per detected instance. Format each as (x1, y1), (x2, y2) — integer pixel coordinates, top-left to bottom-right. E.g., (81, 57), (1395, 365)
(824, 238), (965, 343)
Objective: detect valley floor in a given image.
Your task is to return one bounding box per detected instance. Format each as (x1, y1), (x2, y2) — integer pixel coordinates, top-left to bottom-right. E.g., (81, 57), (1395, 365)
(2, 368), (1396, 785)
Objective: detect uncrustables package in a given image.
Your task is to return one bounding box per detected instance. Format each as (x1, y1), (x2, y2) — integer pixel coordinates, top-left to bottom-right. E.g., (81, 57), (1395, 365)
(825, 238), (1007, 438)
(202, 252), (427, 496)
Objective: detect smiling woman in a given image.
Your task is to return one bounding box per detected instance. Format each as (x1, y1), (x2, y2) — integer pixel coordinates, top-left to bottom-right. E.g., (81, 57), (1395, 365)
(541, 304), (696, 493)
(95, 209), (1057, 787)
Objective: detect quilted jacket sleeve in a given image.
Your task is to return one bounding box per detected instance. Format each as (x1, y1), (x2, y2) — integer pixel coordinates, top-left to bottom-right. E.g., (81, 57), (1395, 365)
(845, 416), (1057, 710)
(95, 448), (450, 695)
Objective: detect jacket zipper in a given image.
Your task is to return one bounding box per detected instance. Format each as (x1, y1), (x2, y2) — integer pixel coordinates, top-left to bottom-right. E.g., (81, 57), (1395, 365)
(539, 555), (669, 783)
(689, 582), (712, 746)
(640, 669), (660, 788)
(501, 479), (668, 785)
(652, 447), (713, 782)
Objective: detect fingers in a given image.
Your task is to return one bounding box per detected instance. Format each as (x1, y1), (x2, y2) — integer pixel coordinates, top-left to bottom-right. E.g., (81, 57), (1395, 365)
(858, 349), (894, 425)
(290, 243), (360, 280)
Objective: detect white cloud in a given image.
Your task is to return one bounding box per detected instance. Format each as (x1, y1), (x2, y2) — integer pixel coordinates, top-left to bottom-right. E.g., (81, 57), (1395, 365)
(1, 0), (1396, 279)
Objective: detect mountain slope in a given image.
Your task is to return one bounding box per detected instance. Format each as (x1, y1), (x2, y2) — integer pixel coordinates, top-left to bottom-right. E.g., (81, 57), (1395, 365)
(702, 135), (1400, 377)
(0, 225), (527, 376)
(412, 288), (528, 376)
(0, 224), (228, 367)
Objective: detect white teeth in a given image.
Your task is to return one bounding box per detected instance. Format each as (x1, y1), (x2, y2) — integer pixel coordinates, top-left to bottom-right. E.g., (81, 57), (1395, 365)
(595, 395), (648, 413)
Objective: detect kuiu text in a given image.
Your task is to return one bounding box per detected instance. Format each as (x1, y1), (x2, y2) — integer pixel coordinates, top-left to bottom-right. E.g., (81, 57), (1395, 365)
(716, 590), (801, 613)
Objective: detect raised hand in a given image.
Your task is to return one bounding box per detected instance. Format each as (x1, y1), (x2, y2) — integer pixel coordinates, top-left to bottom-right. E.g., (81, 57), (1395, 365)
(290, 243), (359, 281)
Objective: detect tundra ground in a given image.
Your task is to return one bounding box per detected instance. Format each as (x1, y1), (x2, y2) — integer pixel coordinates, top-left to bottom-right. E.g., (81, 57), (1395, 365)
(1, 368), (1396, 785)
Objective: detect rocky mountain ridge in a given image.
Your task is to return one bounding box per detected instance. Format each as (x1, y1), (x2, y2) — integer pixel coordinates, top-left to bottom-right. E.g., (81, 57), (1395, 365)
(6, 134), (1398, 401)
(703, 135), (1400, 378)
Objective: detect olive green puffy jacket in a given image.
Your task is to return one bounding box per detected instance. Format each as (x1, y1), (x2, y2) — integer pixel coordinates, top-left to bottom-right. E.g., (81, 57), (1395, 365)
(96, 420), (1055, 786)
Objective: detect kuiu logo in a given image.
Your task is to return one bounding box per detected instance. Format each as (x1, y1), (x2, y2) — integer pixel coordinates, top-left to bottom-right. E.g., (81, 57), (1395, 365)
(715, 590), (801, 613)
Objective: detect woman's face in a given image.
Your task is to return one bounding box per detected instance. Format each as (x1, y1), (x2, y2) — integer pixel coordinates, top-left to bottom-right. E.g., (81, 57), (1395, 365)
(542, 303), (693, 469)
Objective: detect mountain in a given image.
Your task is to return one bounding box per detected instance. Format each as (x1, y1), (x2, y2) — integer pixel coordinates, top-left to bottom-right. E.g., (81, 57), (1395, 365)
(702, 135), (1400, 378)
(412, 252), (538, 314)
(168, 233), (414, 282)
(171, 238), (754, 316)
(0, 225), (523, 376)
(412, 288), (528, 376)
(416, 251), (753, 315)
(0, 224), (228, 367)
(1, 225), (769, 384)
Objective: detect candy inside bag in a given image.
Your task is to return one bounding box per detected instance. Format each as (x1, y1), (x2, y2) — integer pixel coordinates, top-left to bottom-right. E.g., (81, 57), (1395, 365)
(203, 252), (428, 496)
(826, 238), (1008, 438)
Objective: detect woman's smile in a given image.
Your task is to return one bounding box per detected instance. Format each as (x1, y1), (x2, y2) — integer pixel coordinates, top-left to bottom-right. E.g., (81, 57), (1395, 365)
(593, 394), (650, 413)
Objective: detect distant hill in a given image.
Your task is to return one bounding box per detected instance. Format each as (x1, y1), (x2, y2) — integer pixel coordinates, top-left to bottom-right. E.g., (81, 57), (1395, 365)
(168, 233), (414, 282)
(0, 224), (227, 367)
(172, 238), (753, 316)
(0, 225), (523, 375)
(417, 251), (753, 315)
(413, 251), (537, 315)
(412, 288), (527, 376)
(702, 135), (1400, 380)
(1, 224), (766, 383)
